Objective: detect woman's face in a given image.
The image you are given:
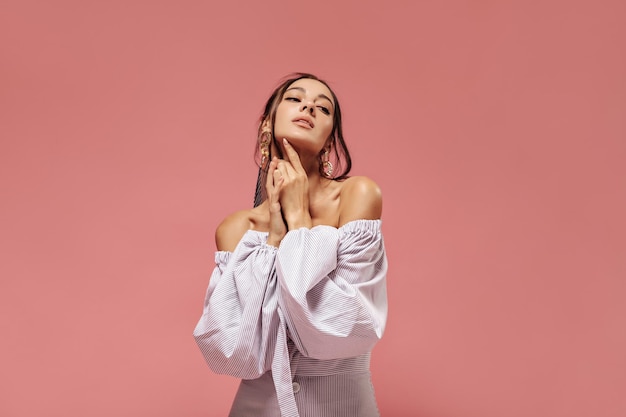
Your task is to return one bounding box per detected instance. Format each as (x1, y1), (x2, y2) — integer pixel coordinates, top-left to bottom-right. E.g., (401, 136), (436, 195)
(273, 78), (335, 156)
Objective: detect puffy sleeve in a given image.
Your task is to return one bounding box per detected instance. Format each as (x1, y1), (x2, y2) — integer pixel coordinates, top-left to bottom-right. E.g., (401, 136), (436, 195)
(275, 219), (388, 360)
(193, 230), (279, 379)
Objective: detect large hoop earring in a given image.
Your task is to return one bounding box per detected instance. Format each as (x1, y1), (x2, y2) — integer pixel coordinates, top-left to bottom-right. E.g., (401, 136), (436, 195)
(321, 148), (333, 178)
(260, 130), (271, 169)
(255, 130), (272, 207)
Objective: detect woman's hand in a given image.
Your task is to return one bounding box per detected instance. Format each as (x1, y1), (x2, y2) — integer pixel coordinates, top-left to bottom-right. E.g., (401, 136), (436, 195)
(265, 157), (287, 247)
(275, 139), (312, 230)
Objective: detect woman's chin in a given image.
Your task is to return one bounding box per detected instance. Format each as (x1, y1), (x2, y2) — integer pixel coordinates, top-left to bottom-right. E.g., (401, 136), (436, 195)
(282, 139), (322, 156)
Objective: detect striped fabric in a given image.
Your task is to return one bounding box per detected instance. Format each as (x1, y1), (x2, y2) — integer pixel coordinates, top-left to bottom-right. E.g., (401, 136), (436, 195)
(194, 219), (388, 417)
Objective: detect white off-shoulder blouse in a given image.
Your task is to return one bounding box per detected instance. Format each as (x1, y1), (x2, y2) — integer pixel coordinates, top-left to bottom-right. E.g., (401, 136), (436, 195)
(193, 219), (388, 417)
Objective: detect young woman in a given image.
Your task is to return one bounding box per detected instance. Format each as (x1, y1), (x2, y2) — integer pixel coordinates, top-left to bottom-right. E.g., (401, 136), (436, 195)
(194, 73), (388, 417)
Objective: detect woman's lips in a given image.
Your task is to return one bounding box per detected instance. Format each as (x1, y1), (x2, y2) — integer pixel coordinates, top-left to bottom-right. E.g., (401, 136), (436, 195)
(293, 119), (313, 128)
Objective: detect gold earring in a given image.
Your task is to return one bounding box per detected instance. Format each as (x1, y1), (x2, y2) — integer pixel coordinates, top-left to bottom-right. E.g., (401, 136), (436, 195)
(321, 148), (333, 178)
(260, 131), (271, 169)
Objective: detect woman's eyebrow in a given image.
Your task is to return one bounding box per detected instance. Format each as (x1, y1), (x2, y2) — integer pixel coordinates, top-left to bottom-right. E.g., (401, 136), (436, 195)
(286, 87), (334, 106)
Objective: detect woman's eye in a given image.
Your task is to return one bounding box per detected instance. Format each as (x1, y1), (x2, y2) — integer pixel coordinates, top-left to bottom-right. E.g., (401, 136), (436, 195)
(285, 97), (301, 102)
(318, 106), (330, 115)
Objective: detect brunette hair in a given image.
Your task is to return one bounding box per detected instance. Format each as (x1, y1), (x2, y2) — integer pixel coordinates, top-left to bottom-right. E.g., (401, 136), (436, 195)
(253, 73), (352, 207)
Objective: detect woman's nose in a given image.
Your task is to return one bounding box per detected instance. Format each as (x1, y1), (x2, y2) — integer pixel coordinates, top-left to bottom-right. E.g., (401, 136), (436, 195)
(301, 102), (315, 114)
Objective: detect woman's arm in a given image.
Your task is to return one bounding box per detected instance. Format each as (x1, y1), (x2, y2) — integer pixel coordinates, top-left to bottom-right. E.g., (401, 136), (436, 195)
(275, 178), (388, 360)
(194, 213), (280, 379)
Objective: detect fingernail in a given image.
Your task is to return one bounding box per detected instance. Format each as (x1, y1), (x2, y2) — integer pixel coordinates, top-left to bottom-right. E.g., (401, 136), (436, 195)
(283, 138), (288, 145)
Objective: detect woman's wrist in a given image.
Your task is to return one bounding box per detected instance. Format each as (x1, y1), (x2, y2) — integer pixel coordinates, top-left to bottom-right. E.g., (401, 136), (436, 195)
(266, 233), (284, 248)
(285, 211), (312, 230)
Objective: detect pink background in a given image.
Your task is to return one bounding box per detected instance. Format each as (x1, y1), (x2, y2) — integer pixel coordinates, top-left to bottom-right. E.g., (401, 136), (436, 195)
(1, 1), (624, 416)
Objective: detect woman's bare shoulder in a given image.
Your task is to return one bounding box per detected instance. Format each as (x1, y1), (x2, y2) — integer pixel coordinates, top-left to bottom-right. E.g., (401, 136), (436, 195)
(338, 176), (383, 227)
(215, 209), (254, 252)
(215, 204), (270, 252)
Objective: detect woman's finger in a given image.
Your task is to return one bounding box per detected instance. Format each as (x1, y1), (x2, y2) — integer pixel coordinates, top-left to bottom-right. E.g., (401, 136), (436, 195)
(266, 157), (279, 191)
(276, 159), (291, 180)
(282, 138), (305, 173)
(273, 167), (282, 184)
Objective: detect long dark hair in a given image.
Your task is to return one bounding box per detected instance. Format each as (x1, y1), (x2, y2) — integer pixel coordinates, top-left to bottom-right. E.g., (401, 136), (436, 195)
(253, 73), (352, 207)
